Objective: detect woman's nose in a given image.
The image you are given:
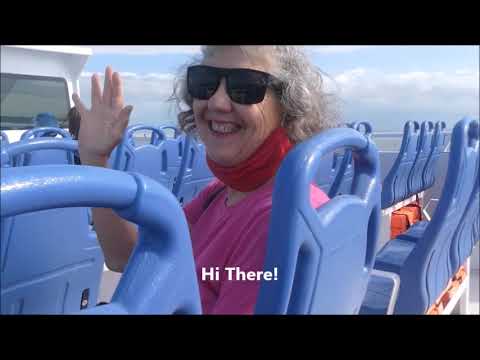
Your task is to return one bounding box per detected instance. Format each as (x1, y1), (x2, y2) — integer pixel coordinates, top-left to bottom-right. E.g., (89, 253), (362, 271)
(207, 78), (232, 112)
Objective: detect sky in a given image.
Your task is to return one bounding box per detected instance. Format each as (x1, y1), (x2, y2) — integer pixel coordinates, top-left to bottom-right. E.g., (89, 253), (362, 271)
(79, 46), (479, 132)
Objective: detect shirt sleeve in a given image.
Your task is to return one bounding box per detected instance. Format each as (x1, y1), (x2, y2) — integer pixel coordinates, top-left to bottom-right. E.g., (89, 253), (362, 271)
(209, 210), (271, 315)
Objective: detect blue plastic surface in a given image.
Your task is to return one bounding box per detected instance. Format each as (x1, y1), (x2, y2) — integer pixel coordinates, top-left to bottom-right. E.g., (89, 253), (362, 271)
(1, 139), (104, 314)
(174, 135), (216, 205)
(408, 121), (434, 194)
(32, 112), (59, 129)
(329, 121), (373, 197)
(15, 127), (75, 166)
(372, 117), (479, 314)
(1, 138), (77, 168)
(450, 123), (479, 273)
(1, 165), (201, 314)
(422, 122), (447, 190)
(0, 131), (9, 146)
(160, 126), (186, 194)
(381, 121), (420, 208)
(111, 125), (174, 190)
(255, 127), (381, 314)
(359, 274), (395, 315)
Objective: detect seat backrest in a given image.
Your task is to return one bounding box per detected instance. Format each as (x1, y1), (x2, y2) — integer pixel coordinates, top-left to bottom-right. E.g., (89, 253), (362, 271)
(174, 135), (216, 205)
(450, 124), (479, 273)
(422, 121), (447, 190)
(160, 126), (186, 194)
(1, 165), (201, 314)
(1, 139), (104, 314)
(255, 128), (381, 314)
(16, 127), (74, 166)
(0, 131), (9, 146)
(312, 152), (337, 194)
(111, 125), (173, 190)
(408, 121), (435, 195)
(396, 117), (479, 314)
(381, 121), (420, 208)
(1, 137), (77, 168)
(329, 121), (373, 197)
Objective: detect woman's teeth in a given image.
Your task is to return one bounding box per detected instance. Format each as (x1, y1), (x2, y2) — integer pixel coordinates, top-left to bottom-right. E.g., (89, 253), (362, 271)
(209, 121), (240, 134)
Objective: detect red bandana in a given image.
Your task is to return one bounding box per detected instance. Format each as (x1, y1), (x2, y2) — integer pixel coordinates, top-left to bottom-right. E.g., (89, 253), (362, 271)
(206, 127), (293, 192)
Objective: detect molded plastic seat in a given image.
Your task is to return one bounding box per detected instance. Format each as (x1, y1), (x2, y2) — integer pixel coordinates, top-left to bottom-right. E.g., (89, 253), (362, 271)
(422, 121), (447, 190)
(1, 139), (104, 314)
(173, 135), (216, 205)
(110, 125), (173, 190)
(1, 165), (201, 314)
(160, 126), (186, 194)
(450, 150), (479, 273)
(359, 274), (396, 315)
(0, 131), (9, 146)
(408, 121), (434, 195)
(15, 127), (74, 166)
(362, 117), (479, 314)
(381, 121), (420, 209)
(255, 127), (381, 314)
(329, 121), (373, 197)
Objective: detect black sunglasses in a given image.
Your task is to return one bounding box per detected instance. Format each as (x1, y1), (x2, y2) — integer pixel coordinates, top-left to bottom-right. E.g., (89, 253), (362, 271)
(187, 65), (283, 105)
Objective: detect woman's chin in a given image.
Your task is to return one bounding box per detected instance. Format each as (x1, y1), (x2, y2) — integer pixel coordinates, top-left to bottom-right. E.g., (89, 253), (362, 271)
(208, 155), (237, 167)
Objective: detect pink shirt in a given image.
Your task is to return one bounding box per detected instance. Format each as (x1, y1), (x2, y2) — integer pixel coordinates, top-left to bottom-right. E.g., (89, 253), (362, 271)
(184, 180), (329, 314)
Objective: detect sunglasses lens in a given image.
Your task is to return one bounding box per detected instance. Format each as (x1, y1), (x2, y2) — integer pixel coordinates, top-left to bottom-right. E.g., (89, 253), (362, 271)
(188, 66), (220, 100)
(228, 70), (268, 104)
(187, 66), (273, 105)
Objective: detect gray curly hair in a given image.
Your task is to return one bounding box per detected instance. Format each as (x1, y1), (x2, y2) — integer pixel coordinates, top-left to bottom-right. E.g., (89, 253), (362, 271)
(169, 46), (340, 143)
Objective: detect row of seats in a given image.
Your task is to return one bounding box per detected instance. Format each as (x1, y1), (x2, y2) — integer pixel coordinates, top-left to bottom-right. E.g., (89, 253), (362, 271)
(381, 121), (448, 209)
(2, 120), (376, 207)
(313, 121), (373, 197)
(1, 124), (217, 205)
(1, 126), (381, 314)
(0, 124), (215, 314)
(361, 117), (479, 314)
(108, 125), (215, 205)
(1, 118), (477, 314)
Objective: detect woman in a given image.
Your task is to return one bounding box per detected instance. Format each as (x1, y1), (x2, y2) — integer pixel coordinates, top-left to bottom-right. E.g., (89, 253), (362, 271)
(72, 46), (339, 314)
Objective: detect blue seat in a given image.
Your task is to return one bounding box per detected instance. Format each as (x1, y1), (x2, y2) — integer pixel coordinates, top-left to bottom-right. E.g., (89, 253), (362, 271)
(396, 220), (429, 242)
(111, 125), (174, 190)
(255, 127), (381, 314)
(329, 121), (373, 197)
(1, 165), (201, 314)
(361, 273), (398, 315)
(313, 152), (339, 195)
(422, 121), (448, 190)
(361, 117), (479, 314)
(450, 142), (479, 274)
(160, 126), (187, 194)
(0, 131), (9, 146)
(407, 121), (435, 195)
(381, 121), (420, 209)
(174, 135), (216, 205)
(1, 139), (104, 314)
(15, 127), (74, 166)
(32, 112), (59, 129)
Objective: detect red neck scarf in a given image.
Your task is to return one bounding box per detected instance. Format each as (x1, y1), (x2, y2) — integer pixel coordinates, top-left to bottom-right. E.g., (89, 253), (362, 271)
(206, 127), (293, 192)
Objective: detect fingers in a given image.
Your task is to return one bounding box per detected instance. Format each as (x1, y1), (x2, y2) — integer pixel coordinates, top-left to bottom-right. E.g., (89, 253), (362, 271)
(72, 93), (87, 118)
(91, 74), (103, 106)
(102, 66), (113, 106)
(115, 105), (133, 134)
(111, 72), (124, 113)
